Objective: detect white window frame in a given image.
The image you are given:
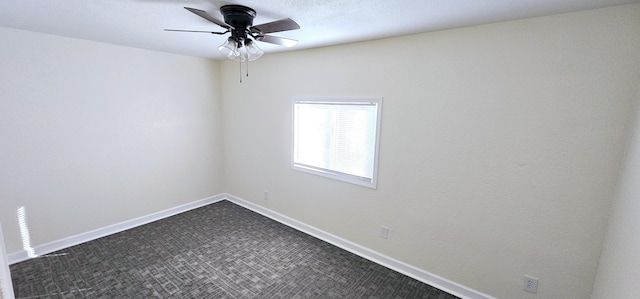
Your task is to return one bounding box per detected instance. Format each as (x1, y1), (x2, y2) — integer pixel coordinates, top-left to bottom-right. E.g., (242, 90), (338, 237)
(291, 97), (382, 189)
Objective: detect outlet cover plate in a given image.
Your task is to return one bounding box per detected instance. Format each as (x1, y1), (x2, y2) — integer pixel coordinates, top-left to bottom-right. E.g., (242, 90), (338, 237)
(380, 226), (389, 239)
(523, 275), (539, 293)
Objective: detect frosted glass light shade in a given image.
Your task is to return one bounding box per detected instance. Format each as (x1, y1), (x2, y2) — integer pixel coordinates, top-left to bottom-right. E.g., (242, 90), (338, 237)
(244, 39), (264, 61)
(218, 37), (239, 59)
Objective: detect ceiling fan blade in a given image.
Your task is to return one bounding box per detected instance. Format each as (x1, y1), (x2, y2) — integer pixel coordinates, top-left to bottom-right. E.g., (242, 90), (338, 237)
(184, 7), (234, 30)
(164, 29), (227, 35)
(251, 18), (300, 34)
(257, 35), (298, 47)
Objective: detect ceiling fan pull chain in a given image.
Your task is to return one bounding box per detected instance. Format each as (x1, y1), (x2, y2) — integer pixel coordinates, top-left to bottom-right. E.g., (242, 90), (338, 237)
(239, 56), (243, 83)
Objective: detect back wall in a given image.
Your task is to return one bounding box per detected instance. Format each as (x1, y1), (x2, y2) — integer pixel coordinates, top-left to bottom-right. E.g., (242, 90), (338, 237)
(221, 4), (640, 299)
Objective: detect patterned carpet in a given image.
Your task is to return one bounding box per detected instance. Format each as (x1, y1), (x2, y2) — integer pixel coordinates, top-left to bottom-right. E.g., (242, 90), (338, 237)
(10, 200), (460, 298)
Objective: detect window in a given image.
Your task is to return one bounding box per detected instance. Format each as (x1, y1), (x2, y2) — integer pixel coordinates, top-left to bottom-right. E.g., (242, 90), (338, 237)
(292, 97), (382, 188)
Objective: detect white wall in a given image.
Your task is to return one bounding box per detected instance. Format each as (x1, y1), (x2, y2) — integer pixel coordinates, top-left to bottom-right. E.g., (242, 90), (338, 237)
(0, 27), (224, 254)
(0, 224), (14, 299)
(221, 4), (640, 299)
(591, 86), (640, 298)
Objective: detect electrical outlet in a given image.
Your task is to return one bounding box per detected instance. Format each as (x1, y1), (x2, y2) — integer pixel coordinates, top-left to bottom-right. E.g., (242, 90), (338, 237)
(264, 191), (269, 200)
(523, 275), (539, 294)
(380, 226), (389, 239)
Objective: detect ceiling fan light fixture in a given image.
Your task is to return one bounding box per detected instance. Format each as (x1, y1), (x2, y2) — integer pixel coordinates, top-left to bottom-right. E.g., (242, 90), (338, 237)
(218, 37), (240, 59)
(244, 39), (264, 61)
(171, 6), (300, 81)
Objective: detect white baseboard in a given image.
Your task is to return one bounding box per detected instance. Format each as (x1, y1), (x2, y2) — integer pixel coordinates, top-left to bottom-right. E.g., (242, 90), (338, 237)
(223, 193), (496, 299)
(7, 194), (226, 265)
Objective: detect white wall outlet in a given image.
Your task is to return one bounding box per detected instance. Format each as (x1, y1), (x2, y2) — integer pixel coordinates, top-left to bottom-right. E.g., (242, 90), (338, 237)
(380, 226), (389, 239)
(264, 191), (269, 200)
(523, 275), (539, 294)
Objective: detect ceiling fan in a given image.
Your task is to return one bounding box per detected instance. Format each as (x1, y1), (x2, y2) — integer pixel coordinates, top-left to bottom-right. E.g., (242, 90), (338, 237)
(166, 5), (300, 62)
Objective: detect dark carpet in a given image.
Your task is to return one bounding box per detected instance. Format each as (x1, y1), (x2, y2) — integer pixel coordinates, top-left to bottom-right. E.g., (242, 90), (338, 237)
(10, 200), (460, 298)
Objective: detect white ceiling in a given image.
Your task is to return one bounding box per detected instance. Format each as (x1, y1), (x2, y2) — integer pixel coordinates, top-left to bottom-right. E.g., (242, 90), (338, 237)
(1, 0), (638, 59)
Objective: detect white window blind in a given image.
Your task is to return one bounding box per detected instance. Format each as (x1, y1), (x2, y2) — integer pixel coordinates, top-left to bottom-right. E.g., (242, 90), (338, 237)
(292, 97), (382, 188)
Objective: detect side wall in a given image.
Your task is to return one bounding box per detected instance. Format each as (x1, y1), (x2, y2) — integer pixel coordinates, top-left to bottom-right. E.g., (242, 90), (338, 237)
(0, 224), (13, 299)
(221, 5), (640, 299)
(0, 27), (224, 255)
(591, 86), (640, 298)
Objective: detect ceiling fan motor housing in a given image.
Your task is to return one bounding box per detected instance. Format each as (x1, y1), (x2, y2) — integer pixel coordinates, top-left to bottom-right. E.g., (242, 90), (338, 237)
(220, 5), (256, 42)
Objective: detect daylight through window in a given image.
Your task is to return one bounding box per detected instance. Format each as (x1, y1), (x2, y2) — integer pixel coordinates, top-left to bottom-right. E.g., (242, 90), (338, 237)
(292, 97), (382, 188)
